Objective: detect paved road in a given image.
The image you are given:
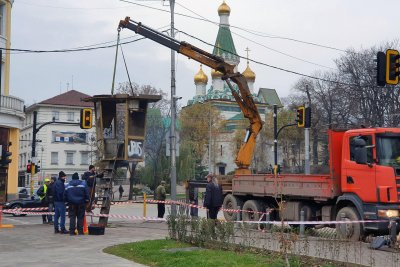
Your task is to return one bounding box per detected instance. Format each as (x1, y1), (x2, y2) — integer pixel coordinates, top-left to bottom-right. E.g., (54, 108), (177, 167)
(2, 203), (400, 267)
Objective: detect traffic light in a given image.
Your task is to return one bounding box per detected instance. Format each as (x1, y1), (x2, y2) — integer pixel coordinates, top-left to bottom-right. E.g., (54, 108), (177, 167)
(297, 106), (305, 128)
(376, 51), (386, 87)
(80, 108), (93, 129)
(26, 163), (32, 173)
(386, 49), (399, 85)
(35, 164), (40, 174)
(304, 107), (312, 128)
(0, 147), (12, 168)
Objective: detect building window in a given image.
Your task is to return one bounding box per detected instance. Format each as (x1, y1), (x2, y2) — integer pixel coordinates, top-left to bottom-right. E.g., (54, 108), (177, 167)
(66, 152), (74, 165)
(51, 152), (58, 165)
(52, 111), (59, 121)
(81, 152), (89, 165)
(67, 112), (74, 122)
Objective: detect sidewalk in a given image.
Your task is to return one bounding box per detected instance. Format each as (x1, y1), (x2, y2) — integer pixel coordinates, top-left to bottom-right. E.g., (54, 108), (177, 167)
(0, 221), (168, 267)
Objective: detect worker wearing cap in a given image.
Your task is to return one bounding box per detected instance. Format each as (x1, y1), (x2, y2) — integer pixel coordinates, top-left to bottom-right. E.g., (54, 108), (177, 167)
(37, 178), (53, 224)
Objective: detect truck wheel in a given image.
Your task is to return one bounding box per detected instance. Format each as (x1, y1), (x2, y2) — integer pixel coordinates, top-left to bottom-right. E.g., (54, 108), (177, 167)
(335, 207), (364, 241)
(242, 200), (264, 228)
(223, 194), (243, 221)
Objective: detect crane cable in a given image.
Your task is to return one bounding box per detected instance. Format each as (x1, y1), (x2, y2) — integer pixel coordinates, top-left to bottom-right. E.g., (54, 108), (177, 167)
(111, 28), (121, 95)
(120, 42), (135, 94)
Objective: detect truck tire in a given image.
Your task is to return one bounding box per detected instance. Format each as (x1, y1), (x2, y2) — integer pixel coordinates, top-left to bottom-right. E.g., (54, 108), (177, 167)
(335, 207), (364, 241)
(223, 194), (243, 221)
(242, 200), (264, 226)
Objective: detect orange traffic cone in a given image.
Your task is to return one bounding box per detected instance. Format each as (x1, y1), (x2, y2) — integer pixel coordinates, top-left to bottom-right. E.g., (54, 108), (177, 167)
(83, 215), (88, 235)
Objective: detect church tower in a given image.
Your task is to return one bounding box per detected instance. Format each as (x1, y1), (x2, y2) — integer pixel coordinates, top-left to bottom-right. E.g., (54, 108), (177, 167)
(194, 64), (208, 96)
(211, 1), (240, 92)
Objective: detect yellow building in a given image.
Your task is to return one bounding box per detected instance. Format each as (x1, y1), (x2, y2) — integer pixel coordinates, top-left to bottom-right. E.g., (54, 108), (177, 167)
(0, 0), (25, 202)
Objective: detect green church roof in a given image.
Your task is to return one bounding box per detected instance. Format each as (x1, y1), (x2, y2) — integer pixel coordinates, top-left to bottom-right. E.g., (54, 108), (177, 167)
(257, 88), (283, 107)
(212, 26), (239, 64)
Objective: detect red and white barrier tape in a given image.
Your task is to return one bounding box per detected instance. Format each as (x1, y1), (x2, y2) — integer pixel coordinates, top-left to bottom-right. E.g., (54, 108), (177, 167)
(105, 199), (269, 216)
(3, 208), (392, 225)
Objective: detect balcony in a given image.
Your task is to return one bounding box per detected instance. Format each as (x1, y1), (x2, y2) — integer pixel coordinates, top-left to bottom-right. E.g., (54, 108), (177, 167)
(0, 94), (25, 129)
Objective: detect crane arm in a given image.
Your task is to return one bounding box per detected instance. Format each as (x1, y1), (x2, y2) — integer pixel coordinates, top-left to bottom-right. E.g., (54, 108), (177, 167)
(118, 17), (262, 174)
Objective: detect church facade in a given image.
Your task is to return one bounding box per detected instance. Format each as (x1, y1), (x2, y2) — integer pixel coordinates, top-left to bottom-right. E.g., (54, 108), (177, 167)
(186, 1), (282, 175)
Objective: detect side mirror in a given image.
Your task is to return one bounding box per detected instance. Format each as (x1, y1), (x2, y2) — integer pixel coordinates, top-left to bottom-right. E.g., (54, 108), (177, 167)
(354, 138), (367, 164)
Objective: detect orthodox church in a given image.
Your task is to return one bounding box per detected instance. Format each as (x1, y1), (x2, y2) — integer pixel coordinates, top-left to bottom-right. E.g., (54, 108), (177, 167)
(187, 1), (281, 175)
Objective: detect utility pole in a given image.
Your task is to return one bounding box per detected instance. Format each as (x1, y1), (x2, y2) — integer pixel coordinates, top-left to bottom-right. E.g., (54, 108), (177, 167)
(169, 0), (177, 216)
(304, 85), (311, 175)
(273, 105), (278, 174)
(208, 112), (212, 173)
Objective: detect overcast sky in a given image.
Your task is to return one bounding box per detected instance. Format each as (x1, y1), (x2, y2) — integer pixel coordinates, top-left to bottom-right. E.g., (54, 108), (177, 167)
(9, 0), (400, 107)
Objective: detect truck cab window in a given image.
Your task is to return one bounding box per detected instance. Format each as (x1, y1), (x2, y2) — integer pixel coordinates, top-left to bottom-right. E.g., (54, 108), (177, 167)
(349, 135), (373, 163)
(376, 135), (400, 167)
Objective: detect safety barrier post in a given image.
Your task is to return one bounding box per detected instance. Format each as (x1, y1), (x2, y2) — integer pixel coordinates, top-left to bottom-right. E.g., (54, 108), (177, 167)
(265, 209), (271, 231)
(0, 205), (14, 229)
(300, 210), (305, 238)
(143, 193), (147, 217)
(389, 218), (398, 248)
(83, 215), (88, 235)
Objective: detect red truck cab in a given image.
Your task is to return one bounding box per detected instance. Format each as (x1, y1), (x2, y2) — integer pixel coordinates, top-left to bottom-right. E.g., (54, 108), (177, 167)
(336, 128), (400, 237)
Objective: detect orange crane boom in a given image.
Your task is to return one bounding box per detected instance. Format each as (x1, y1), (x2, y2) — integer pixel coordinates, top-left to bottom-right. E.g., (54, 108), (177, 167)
(119, 17), (262, 174)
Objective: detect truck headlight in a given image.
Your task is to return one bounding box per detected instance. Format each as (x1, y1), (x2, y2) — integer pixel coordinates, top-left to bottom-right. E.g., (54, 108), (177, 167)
(378, 209), (399, 218)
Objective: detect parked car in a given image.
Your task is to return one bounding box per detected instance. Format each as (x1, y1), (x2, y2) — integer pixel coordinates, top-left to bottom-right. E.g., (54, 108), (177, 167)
(3, 192), (44, 217)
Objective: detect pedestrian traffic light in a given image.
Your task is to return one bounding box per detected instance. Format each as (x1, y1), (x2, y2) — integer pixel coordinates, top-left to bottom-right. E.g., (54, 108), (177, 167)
(80, 108), (93, 129)
(304, 107), (312, 128)
(297, 106), (305, 128)
(386, 49), (399, 85)
(376, 51), (386, 87)
(35, 164), (40, 174)
(26, 163), (32, 173)
(0, 147), (12, 168)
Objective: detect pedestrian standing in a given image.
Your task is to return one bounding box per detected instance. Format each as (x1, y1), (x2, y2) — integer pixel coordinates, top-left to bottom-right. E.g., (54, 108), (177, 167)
(64, 172), (89, 236)
(118, 185), (124, 200)
(204, 174), (223, 220)
(45, 177), (56, 225)
(82, 164), (101, 212)
(37, 178), (51, 224)
(53, 171), (68, 234)
(155, 181), (166, 218)
(189, 181), (199, 217)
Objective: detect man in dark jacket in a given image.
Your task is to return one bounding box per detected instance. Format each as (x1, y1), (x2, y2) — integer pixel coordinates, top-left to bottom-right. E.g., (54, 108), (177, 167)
(53, 171), (68, 234)
(82, 165), (101, 212)
(204, 174), (223, 220)
(64, 172), (89, 235)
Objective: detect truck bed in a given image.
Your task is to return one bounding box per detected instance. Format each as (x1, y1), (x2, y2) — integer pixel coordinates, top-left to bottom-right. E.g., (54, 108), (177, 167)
(221, 174), (341, 200)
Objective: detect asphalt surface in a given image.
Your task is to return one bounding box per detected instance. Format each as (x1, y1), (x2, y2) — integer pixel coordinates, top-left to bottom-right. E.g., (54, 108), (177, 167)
(1, 202), (400, 267)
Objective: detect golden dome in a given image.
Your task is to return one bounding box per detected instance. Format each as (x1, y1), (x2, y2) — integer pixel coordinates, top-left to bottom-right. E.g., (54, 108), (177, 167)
(211, 69), (223, 79)
(218, 1), (231, 15)
(194, 65), (208, 84)
(242, 64), (256, 81)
